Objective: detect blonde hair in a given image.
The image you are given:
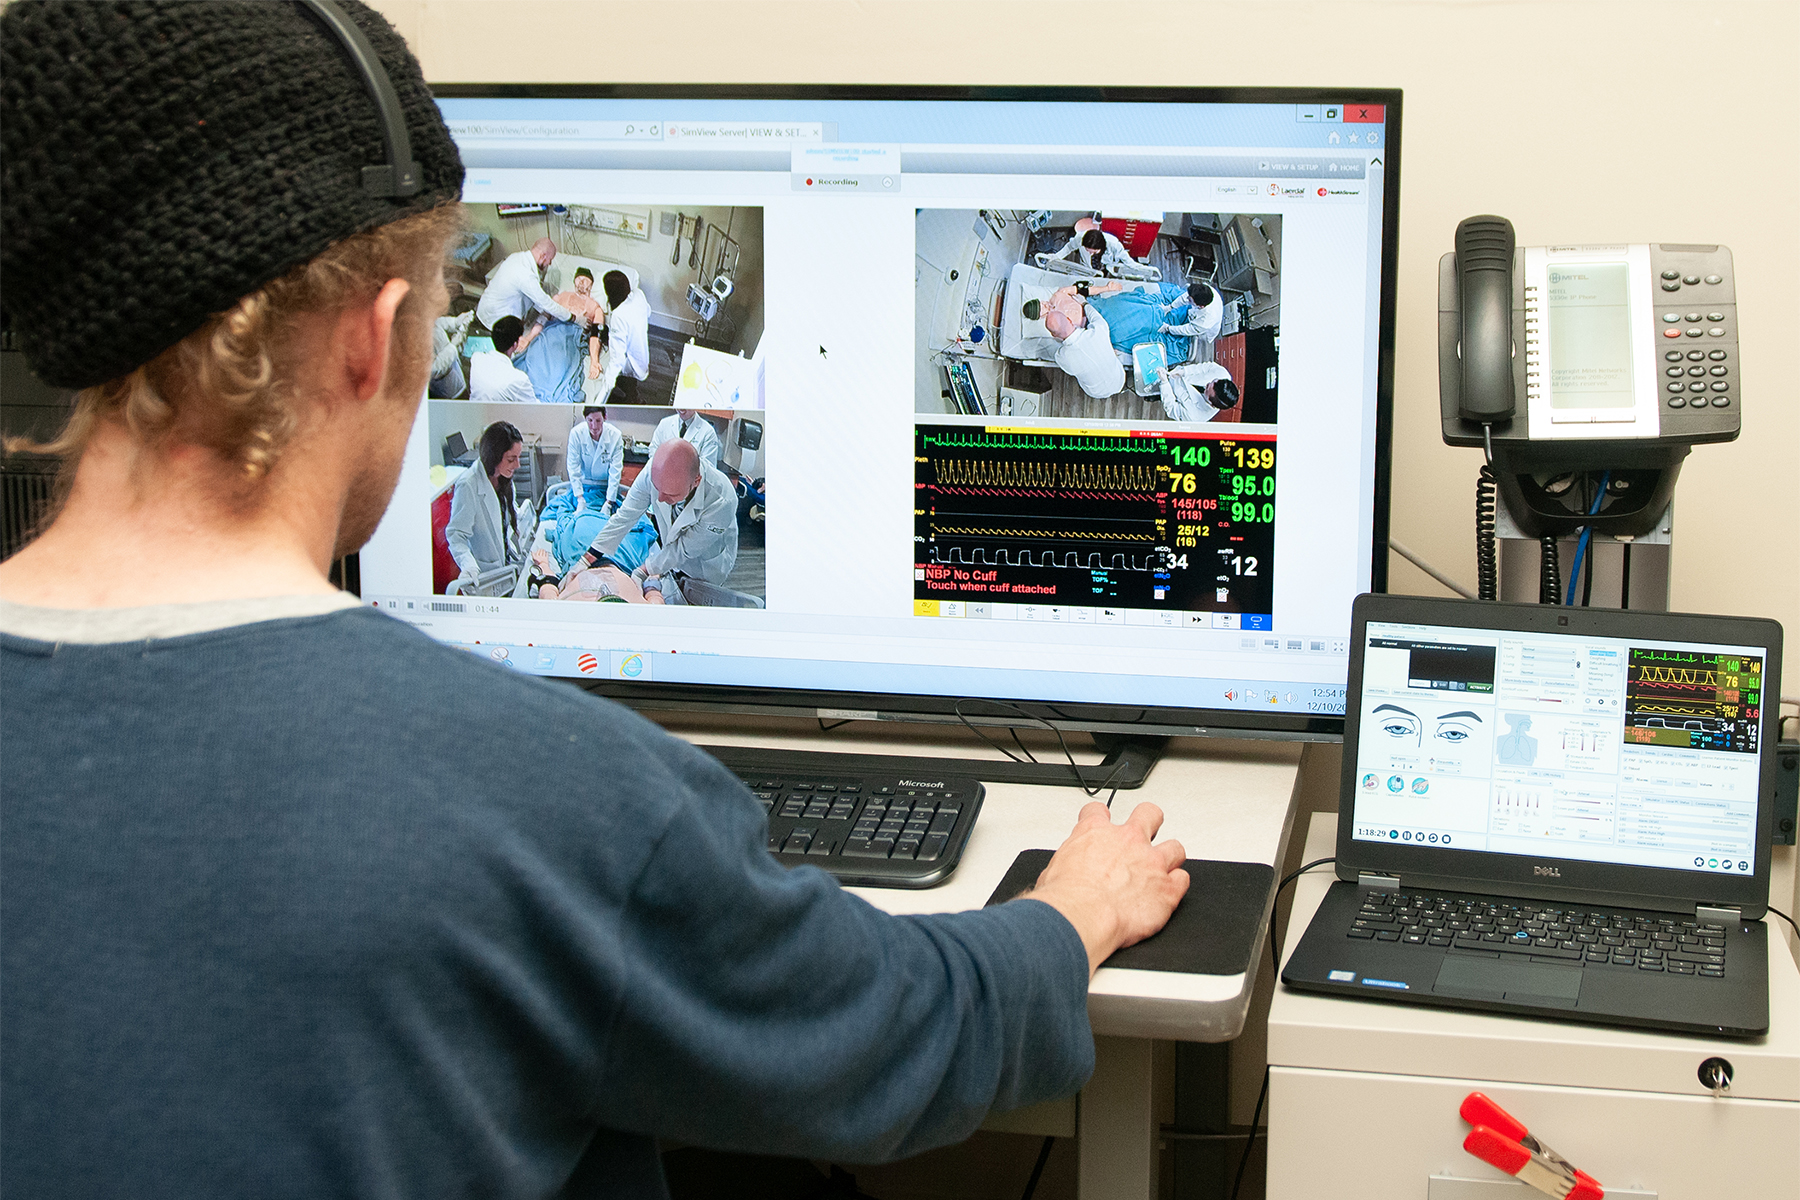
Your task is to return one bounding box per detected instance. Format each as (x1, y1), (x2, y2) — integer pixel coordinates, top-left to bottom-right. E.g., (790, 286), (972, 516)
(16, 204), (465, 485)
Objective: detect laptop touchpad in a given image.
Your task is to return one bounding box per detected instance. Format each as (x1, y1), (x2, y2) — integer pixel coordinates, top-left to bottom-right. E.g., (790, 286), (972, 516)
(1434, 957), (1582, 1008)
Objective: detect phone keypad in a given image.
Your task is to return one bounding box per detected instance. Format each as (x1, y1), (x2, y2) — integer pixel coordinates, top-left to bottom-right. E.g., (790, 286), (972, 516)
(1652, 254), (1733, 426)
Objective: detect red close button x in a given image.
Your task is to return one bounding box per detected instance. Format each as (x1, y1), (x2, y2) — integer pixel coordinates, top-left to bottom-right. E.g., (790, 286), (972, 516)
(1345, 104), (1384, 123)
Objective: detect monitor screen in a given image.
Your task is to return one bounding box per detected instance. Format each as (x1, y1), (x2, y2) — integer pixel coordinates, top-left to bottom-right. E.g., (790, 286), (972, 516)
(354, 86), (1400, 737)
(1349, 619), (1767, 877)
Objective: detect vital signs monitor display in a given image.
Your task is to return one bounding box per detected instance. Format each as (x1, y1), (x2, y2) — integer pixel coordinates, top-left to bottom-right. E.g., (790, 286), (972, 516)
(354, 87), (1401, 733)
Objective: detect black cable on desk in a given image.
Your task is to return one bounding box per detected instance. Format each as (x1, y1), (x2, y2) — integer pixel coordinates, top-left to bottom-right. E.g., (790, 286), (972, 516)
(1228, 855), (1336, 1200)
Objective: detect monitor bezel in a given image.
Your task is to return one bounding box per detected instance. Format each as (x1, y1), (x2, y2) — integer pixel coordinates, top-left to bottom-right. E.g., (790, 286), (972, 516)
(424, 83), (1403, 741)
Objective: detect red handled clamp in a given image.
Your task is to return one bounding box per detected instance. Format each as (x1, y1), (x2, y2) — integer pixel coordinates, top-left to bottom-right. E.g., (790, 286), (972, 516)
(1459, 1092), (1603, 1200)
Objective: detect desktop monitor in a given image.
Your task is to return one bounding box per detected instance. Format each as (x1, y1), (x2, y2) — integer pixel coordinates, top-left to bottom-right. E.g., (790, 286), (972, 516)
(356, 86), (1401, 750)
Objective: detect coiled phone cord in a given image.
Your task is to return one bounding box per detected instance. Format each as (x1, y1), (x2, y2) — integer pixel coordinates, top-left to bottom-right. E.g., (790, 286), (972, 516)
(1538, 536), (1562, 605)
(1474, 466), (1498, 601)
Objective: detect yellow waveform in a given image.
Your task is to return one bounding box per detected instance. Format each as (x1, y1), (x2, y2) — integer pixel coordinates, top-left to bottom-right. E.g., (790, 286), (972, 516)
(933, 459), (1156, 491)
(933, 525), (1153, 541)
(1636, 666), (1728, 687)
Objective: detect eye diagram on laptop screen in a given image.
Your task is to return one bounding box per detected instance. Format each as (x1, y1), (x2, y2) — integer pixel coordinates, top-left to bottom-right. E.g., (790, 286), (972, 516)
(1359, 697), (1493, 777)
(1624, 648), (1762, 754)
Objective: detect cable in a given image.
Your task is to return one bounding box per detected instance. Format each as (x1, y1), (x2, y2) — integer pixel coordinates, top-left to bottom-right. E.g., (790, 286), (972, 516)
(1538, 536), (1561, 605)
(1019, 1135), (1055, 1200)
(1620, 541), (1632, 610)
(1228, 855), (1337, 1200)
(1769, 906), (1798, 938)
(1474, 466), (1498, 601)
(951, 699), (1136, 798)
(1389, 537), (1476, 601)
(816, 717), (852, 733)
(1563, 471), (1608, 607)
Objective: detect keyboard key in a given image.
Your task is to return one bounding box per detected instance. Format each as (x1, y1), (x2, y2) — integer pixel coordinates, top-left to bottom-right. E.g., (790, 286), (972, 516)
(782, 830), (813, 854)
(840, 839), (887, 859)
(1699, 966), (1725, 978)
(1375, 929), (1402, 942)
(1638, 961), (1665, 971)
(918, 833), (949, 862)
(929, 811), (958, 835)
(1347, 928), (1376, 939)
(807, 837), (837, 857)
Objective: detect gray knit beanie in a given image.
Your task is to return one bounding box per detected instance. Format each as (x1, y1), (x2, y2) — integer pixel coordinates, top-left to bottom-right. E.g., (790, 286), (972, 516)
(0, 0), (465, 388)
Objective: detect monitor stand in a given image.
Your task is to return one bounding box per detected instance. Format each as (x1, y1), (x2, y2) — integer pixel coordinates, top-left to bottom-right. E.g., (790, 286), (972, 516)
(697, 732), (1168, 791)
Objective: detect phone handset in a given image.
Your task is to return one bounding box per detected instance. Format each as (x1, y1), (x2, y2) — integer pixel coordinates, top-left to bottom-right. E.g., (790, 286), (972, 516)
(1453, 215), (1517, 424)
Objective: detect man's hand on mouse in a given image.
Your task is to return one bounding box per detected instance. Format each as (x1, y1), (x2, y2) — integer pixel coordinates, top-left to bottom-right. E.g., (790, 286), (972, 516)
(1024, 802), (1189, 978)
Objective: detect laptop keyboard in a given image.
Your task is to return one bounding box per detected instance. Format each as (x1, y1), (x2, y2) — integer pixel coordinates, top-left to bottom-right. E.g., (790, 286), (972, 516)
(1348, 890), (1729, 977)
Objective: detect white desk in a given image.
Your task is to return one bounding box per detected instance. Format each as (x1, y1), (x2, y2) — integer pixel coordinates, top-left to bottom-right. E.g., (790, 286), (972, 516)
(665, 716), (1306, 1200)
(1268, 813), (1800, 1199)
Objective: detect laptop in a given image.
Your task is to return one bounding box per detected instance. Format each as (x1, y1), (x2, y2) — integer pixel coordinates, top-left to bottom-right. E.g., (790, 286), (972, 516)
(1281, 594), (1782, 1037)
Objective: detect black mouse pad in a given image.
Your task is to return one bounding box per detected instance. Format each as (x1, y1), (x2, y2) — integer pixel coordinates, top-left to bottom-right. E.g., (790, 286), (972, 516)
(984, 849), (1275, 975)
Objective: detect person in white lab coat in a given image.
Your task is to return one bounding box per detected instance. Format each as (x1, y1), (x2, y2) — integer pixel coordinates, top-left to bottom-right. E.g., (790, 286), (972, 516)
(648, 408), (722, 468)
(1158, 282), (1224, 344)
(601, 270), (650, 401)
(476, 238), (571, 355)
(428, 311), (473, 398)
(566, 404), (623, 513)
(1049, 217), (1135, 276)
(1043, 303), (1125, 400)
(568, 438), (737, 604)
(468, 316), (538, 404)
(1159, 361), (1239, 422)
(445, 421), (525, 590)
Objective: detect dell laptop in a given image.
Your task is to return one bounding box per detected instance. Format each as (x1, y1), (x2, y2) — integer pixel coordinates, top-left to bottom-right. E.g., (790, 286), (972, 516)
(1282, 593), (1782, 1037)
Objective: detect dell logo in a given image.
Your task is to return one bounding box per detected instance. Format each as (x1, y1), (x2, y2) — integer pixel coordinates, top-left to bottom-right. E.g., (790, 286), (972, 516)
(1533, 866), (1562, 878)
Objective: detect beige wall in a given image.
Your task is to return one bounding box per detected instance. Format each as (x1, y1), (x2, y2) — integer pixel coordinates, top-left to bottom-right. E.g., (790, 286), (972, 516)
(375, 0), (1799, 699)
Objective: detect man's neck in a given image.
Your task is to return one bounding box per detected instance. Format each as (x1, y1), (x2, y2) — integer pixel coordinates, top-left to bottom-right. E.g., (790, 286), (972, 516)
(0, 428), (341, 610)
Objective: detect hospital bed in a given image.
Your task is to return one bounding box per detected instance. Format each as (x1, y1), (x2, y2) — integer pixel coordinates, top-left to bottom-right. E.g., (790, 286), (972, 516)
(1000, 265), (1198, 394)
(538, 255), (641, 405)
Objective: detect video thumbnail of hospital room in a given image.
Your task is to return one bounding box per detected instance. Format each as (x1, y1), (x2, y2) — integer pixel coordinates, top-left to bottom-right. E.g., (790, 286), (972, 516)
(431, 203), (765, 409)
(425, 401), (767, 608)
(914, 209), (1280, 424)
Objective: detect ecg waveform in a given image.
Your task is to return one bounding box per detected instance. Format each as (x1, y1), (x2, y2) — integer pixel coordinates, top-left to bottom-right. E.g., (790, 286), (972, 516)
(914, 426), (1277, 613)
(1624, 647), (1762, 754)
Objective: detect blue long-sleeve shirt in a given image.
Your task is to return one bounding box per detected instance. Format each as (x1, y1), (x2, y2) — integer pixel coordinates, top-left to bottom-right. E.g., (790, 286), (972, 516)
(1, 605), (1093, 1199)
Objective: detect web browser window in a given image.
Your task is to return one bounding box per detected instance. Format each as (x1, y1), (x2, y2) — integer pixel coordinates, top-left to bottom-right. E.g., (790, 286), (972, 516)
(357, 93), (1393, 716)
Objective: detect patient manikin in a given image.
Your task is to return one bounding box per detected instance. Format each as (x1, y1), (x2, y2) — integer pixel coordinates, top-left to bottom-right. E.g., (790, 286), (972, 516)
(548, 269), (608, 380)
(531, 550), (653, 604)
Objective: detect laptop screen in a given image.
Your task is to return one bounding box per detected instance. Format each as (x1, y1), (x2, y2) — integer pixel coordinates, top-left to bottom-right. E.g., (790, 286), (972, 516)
(1348, 619), (1767, 880)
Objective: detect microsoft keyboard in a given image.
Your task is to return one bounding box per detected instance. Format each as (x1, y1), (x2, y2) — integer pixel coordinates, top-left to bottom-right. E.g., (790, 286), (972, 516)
(1348, 889), (1730, 977)
(735, 770), (985, 888)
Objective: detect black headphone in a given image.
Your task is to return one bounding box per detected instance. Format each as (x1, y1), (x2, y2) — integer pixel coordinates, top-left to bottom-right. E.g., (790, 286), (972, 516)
(294, 0), (421, 198)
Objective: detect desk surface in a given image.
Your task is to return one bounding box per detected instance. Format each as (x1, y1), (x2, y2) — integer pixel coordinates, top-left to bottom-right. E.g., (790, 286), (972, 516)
(1271, 813), (1800, 1102)
(664, 715), (1305, 1042)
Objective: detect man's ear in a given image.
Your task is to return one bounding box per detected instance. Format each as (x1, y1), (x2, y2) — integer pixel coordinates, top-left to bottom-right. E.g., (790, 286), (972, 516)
(338, 279), (413, 403)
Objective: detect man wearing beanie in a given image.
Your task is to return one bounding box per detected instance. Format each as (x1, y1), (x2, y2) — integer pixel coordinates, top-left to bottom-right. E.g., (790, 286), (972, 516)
(0, 5), (1190, 1199)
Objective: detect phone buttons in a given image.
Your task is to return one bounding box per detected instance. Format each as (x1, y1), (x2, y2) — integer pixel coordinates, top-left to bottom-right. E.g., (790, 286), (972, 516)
(1687, 366), (1706, 377)
(1711, 381), (1730, 392)
(1711, 396), (1731, 407)
(1685, 312), (1704, 322)
(1705, 273), (1723, 285)
(1708, 327), (1726, 336)
(1663, 328), (1683, 338)
(1661, 281), (1681, 292)
(1665, 350), (1685, 361)
(1710, 365), (1728, 376)
(1668, 382), (1686, 393)
(1685, 328), (1705, 337)
(1667, 367), (1685, 378)
(1707, 312), (1725, 321)
(1688, 350), (1706, 360)
(1683, 274), (1701, 285)
(1661, 269), (1681, 280)
(1708, 349), (1728, 360)
(1688, 382), (1707, 393)
(1662, 312), (1682, 323)
(1668, 396), (1687, 408)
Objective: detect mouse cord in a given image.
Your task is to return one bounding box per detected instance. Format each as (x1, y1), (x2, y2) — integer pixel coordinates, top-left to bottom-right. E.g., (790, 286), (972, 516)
(1768, 905), (1798, 938)
(1229, 856), (1336, 1200)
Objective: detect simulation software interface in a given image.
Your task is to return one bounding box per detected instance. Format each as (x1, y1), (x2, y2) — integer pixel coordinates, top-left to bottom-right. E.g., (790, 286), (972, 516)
(355, 93), (1394, 715)
(1350, 621), (1766, 877)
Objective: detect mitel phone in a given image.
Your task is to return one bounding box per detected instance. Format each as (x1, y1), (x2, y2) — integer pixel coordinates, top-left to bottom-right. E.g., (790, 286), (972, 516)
(1438, 216), (1740, 539)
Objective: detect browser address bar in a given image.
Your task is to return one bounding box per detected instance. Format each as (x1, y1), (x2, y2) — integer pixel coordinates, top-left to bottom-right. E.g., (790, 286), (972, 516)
(445, 120), (663, 141)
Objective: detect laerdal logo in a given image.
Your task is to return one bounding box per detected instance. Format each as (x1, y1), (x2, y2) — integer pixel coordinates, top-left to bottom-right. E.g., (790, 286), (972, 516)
(900, 779), (944, 789)
(1534, 866), (1562, 877)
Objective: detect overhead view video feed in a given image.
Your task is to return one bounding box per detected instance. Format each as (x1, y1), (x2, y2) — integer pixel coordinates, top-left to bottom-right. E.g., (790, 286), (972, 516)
(914, 209), (1279, 424)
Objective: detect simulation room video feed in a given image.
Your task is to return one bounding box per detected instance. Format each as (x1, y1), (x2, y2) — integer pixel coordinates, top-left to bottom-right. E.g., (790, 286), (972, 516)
(427, 401), (767, 608)
(435, 203), (764, 410)
(914, 209), (1280, 423)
